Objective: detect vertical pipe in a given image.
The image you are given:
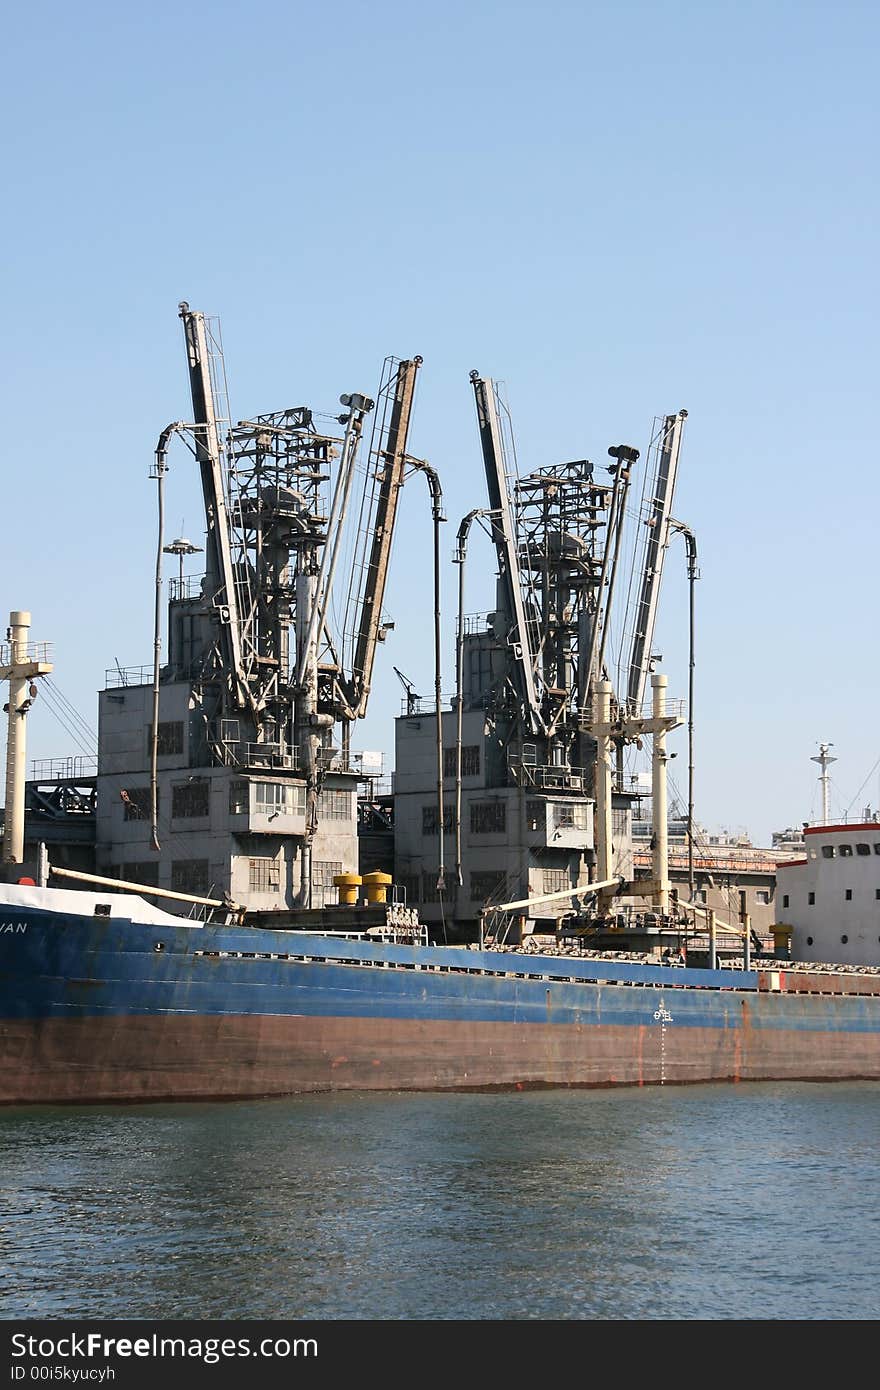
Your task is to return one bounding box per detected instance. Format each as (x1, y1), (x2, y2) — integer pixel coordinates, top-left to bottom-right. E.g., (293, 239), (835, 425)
(150, 440), (169, 853)
(593, 679), (613, 886)
(433, 495), (445, 900)
(708, 908), (717, 971)
(455, 542), (466, 894)
(740, 892), (751, 971)
(651, 673), (669, 913)
(687, 557), (695, 897)
(409, 460), (446, 917)
(2, 611), (31, 864)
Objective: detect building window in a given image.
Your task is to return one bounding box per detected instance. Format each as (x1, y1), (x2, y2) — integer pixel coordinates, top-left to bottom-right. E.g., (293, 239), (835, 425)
(526, 801), (545, 832)
(808, 892), (815, 905)
(171, 859), (210, 896)
(172, 779), (210, 819)
(317, 788), (352, 821)
(229, 780), (248, 815)
(874, 845), (880, 855)
(756, 890), (770, 905)
(422, 805), (455, 835)
(443, 745), (480, 778)
(470, 801), (506, 834)
(249, 858), (280, 893)
(839, 844), (853, 858)
(821, 845), (835, 859)
(122, 787), (153, 822)
(856, 843), (871, 856)
(255, 781), (305, 816)
(845, 889), (852, 901)
(543, 868), (570, 895)
(470, 870), (506, 903)
(552, 802), (588, 831)
(148, 721), (184, 757)
(120, 861), (159, 887)
(313, 860), (342, 909)
(782, 894), (790, 909)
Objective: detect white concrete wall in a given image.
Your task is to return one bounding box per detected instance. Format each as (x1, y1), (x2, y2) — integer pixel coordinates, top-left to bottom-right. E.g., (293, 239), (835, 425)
(777, 825), (880, 965)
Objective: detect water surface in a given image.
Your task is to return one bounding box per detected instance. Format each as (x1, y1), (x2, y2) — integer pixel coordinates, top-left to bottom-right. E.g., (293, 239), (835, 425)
(1, 1083), (878, 1320)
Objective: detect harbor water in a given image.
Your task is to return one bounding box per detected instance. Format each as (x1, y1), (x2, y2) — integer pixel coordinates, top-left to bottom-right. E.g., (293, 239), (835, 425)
(2, 1082), (878, 1321)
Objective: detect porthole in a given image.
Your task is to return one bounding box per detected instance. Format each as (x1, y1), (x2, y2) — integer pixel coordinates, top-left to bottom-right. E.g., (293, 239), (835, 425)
(841, 935), (848, 944)
(806, 936), (813, 946)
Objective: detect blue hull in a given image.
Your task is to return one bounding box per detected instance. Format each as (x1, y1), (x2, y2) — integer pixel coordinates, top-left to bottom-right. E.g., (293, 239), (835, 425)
(3, 902), (880, 1101)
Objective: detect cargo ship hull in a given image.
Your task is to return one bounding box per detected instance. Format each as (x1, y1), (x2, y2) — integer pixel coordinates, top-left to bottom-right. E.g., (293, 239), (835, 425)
(3, 898), (880, 1104)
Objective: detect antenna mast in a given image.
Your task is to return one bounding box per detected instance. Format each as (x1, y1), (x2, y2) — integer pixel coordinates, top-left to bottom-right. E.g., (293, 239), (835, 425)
(811, 742), (836, 825)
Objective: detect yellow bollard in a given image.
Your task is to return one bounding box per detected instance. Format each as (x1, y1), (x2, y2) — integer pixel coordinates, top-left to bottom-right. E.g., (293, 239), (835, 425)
(362, 871), (392, 905)
(333, 873), (362, 906)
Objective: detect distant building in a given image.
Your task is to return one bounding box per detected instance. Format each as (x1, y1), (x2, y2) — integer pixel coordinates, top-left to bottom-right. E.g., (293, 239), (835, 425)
(631, 811), (790, 935)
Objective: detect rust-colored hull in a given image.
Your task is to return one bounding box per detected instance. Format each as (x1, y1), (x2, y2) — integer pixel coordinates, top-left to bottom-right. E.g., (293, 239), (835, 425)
(3, 1010), (880, 1105)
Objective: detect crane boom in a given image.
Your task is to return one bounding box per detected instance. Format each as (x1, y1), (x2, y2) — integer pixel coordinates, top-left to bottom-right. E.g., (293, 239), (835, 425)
(346, 357), (421, 719)
(470, 373), (544, 735)
(625, 410), (687, 711)
(178, 302), (249, 707)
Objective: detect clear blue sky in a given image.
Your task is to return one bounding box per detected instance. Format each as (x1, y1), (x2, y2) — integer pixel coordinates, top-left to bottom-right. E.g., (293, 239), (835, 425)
(3, 0), (878, 844)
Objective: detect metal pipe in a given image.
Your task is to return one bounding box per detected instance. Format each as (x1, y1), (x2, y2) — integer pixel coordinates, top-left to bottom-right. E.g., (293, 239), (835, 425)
(489, 877), (621, 914)
(708, 908), (717, 971)
(453, 517), (473, 893)
(50, 864), (241, 913)
(2, 611), (47, 864)
(407, 458), (447, 911)
(455, 537), (465, 891)
(150, 425), (179, 853)
(687, 535), (696, 899)
(739, 891), (751, 971)
(453, 509), (496, 900)
(593, 679), (614, 885)
(670, 521), (698, 898)
(651, 673), (670, 913)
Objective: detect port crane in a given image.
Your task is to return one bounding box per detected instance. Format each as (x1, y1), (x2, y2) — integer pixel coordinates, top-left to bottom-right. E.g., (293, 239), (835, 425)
(466, 373), (687, 914)
(170, 306), (421, 753)
(152, 306), (423, 903)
